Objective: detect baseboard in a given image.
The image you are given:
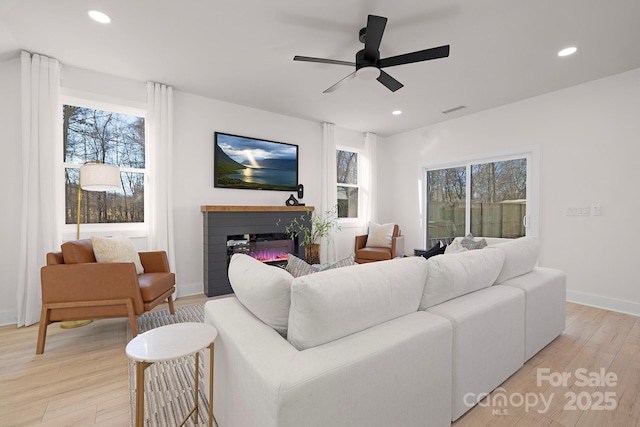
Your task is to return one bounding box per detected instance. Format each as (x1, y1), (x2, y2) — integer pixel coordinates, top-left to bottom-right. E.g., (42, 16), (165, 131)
(177, 282), (206, 298)
(0, 310), (17, 327)
(566, 290), (640, 317)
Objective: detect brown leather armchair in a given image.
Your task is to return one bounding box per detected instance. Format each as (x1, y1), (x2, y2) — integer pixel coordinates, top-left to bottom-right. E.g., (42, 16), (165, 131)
(354, 224), (405, 263)
(37, 239), (176, 354)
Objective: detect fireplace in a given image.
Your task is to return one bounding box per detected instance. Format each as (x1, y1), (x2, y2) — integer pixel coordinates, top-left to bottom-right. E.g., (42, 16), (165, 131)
(202, 206), (313, 297)
(227, 233), (296, 265)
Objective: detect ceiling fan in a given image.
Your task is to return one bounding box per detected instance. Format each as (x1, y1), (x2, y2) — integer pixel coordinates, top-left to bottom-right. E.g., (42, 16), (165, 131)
(294, 14), (450, 93)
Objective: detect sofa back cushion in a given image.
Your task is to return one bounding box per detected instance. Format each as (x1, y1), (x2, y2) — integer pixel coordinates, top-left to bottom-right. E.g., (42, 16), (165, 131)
(61, 239), (96, 264)
(486, 236), (539, 284)
(419, 248), (505, 309)
(228, 254), (293, 336)
(287, 256), (427, 350)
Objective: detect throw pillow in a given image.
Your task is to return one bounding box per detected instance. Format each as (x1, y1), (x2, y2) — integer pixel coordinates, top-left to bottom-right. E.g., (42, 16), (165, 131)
(285, 253), (356, 277)
(285, 254), (316, 277)
(91, 235), (144, 274)
(228, 253), (294, 336)
(419, 242), (447, 260)
(323, 253), (355, 271)
(365, 222), (395, 248)
(460, 233), (487, 250)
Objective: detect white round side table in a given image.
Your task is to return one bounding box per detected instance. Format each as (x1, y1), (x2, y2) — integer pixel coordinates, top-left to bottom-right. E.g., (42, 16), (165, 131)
(125, 322), (218, 427)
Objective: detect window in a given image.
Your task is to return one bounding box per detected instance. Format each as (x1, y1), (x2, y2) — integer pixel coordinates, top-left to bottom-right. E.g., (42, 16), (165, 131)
(426, 152), (535, 248)
(63, 102), (146, 226)
(336, 149), (359, 219)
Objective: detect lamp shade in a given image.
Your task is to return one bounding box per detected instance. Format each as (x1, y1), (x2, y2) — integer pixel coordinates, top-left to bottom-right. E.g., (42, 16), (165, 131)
(80, 163), (121, 191)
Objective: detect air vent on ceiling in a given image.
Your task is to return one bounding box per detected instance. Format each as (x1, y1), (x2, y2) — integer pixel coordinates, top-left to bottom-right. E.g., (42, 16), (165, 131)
(442, 105), (467, 114)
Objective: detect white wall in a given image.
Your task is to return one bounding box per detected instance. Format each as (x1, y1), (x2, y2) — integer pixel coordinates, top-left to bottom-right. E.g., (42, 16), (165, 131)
(0, 57), (21, 325)
(378, 68), (640, 315)
(172, 91), (323, 296)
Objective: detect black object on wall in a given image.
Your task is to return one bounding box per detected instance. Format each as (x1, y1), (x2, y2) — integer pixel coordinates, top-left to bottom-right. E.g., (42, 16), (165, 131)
(297, 184), (304, 199)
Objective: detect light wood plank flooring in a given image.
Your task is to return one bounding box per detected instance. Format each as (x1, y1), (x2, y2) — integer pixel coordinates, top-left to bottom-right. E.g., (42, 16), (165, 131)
(1, 298), (638, 426)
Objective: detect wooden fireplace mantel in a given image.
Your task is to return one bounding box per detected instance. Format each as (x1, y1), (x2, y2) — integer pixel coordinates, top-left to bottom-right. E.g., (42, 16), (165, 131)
(201, 205), (314, 212)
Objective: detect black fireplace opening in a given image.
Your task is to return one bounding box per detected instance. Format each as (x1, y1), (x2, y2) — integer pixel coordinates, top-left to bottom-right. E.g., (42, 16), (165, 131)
(227, 233), (297, 266)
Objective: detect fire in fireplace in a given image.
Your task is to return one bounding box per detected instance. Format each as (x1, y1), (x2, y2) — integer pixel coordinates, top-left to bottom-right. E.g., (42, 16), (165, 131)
(227, 233), (296, 265)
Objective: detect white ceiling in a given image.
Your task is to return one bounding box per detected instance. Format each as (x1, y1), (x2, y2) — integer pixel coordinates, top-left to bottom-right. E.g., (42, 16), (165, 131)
(1, 0), (640, 136)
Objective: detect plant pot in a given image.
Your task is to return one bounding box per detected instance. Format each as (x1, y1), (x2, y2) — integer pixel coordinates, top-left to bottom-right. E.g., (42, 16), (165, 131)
(304, 243), (320, 265)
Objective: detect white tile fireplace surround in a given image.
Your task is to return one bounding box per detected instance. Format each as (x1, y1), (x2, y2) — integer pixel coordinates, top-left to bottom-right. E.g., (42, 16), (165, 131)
(201, 206), (313, 297)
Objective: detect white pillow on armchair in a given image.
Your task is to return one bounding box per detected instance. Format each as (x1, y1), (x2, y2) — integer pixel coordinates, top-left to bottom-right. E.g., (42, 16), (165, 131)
(365, 222), (395, 248)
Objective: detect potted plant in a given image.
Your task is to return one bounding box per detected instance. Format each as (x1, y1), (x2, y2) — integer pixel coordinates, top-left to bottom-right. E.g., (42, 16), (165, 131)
(285, 206), (341, 265)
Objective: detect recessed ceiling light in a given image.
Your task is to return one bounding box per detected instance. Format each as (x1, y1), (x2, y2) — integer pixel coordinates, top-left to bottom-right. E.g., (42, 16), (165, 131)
(558, 47), (577, 57)
(88, 10), (111, 24)
(392, 110), (402, 116)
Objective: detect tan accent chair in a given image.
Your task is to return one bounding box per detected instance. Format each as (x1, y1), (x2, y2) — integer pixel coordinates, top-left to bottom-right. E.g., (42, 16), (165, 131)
(37, 239), (176, 354)
(354, 224), (405, 263)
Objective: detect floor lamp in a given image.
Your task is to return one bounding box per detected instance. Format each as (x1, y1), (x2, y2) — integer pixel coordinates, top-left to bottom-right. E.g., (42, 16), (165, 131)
(62, 162), (122, 330)
(76, 163), (122, 239)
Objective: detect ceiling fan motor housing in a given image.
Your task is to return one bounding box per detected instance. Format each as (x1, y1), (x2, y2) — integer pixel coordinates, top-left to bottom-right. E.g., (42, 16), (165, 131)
(355, 49), (381, 79)
(355, 49), (379, 69)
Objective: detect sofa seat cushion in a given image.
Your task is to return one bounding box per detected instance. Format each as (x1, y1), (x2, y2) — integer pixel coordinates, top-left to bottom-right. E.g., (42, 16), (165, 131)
(228, 254), (294, 336)
(427, 285), (525, 420)
(486, 236), (539, 284)
(288, 256), (427, 351)
(419, 248), (505, 309)
(138, 272), (176, 302)
(356, 247), (393, 261)
(61, 239), (96, 264)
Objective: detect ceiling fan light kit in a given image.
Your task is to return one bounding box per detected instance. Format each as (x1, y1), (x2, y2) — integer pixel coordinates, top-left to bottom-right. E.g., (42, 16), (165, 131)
(294, 14), (450, 93)
(356, 66), (381, 80)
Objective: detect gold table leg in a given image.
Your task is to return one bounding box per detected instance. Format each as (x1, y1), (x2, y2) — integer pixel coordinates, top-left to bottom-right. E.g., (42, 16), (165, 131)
(135, 361), (152, 427)
(209, 342), (215, 427)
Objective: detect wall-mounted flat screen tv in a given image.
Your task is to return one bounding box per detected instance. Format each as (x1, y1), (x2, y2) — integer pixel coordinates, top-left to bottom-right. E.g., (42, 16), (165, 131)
(214, 132), (299, 191)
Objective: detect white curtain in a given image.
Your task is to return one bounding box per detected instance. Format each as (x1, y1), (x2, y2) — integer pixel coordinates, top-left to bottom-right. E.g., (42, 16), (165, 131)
(17, 51), (62, 327)
(363, 132), (378, 224)
(146, 83), (176, 277)
(320, 122), (337, 264)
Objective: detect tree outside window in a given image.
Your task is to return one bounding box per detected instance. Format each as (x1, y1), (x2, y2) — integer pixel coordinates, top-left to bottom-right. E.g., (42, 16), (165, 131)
(63, 104), (146, 224)
(427, 158), (527, 247)
(336, 149), (358, 218)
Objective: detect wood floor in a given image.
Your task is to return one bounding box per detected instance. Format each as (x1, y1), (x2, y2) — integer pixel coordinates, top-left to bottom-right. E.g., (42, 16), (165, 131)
(1, 298), (638, 427)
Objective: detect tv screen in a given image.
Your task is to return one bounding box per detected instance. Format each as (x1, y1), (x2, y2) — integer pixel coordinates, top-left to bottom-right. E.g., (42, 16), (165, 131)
(214, 132), (299, 191)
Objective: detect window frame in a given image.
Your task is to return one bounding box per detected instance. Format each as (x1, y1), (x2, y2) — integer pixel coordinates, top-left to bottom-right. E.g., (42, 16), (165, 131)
(336, 146), (362, 225)
(60, 92), (148, 240)
(422, 146), (539, 248)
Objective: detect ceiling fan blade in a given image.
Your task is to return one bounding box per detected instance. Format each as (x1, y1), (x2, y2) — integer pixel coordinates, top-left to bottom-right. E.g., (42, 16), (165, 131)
(363, 15), (387, 59)
(377, 70), (403, 92)
(379, 45), (450, 68)
(293, 55), (356, 66)
(323, 71), (357, 93)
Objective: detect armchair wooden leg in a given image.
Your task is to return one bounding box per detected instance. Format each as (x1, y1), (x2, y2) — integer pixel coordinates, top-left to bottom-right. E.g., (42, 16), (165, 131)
(125, 299), (139, 337)
(36, 305), (51, 355)
(167, 295), (175, 315)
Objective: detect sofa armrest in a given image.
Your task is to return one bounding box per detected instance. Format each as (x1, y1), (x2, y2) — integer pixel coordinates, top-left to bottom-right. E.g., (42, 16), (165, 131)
(139, 251), (170, 273)
(205, 298), (452, 427)
(40, 263), (144, 310)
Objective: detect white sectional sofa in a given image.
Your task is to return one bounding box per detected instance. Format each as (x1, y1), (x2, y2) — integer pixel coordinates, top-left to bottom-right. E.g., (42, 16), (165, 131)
(204, 236), (566, 427)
